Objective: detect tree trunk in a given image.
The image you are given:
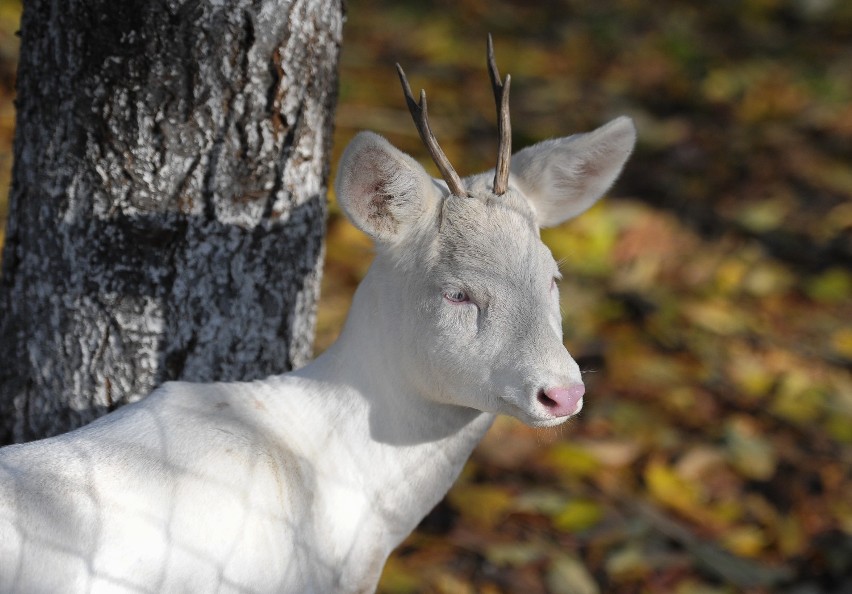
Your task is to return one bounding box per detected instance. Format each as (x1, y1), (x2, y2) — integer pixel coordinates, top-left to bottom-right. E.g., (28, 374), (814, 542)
(0, 0), (343, 444)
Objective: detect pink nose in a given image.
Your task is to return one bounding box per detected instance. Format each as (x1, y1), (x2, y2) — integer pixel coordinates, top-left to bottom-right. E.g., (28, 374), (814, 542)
(538, 384), (585, 417)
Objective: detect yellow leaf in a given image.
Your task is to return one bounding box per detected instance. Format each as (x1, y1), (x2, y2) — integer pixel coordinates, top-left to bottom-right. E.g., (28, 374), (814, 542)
(832, 499), (852, 536)
(806, 268), (852, 303)
(702, 67), (742, 103)
(377, 557), (420, 594)
(553, 499), (605, 533)
(447, 484), (514, 529)
(831, 328), (852, 360)
(826, 415), (852, 443)
(771, 371), (826, 425)
(682, 300), (746, 335)
(776, 516), (806, 557)
(542, 202), (618, 277)
(645, 459), (704, 514)
(727, 351), (776, 399)
(544, 443), (602, 478)
(715, 258), (748, 294)
(721, 525), (768, 558)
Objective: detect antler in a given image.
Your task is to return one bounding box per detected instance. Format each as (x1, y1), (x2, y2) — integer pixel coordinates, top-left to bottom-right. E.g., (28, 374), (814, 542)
(487, 34), (512, 196)
(396, 64), (467, 197)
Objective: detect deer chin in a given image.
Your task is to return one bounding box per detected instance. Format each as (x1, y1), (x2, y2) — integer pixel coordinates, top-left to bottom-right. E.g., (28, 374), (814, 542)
(510, 405), (577, 428)
(529, 414), (575, 429)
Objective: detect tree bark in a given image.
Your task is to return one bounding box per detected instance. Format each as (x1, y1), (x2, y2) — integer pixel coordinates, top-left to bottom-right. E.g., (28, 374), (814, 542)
(0, 0), (343, 444)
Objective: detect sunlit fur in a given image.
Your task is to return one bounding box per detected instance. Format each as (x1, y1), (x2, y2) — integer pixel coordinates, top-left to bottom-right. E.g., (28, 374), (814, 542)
(0, 118), (635, 593)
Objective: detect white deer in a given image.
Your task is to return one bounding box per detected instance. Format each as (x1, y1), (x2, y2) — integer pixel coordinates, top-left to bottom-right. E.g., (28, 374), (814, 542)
(0, 38), (635, 593)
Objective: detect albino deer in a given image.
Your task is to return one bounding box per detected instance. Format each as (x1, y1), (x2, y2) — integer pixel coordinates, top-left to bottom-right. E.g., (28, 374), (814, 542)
(0, 38), (635, 593)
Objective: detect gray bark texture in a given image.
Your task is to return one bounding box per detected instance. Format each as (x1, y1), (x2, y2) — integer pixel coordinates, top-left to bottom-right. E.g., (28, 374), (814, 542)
(0, 0), (343, 444)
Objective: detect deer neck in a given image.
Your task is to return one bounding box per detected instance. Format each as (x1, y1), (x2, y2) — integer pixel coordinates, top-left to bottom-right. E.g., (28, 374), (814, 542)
(291, 265), (494, 536)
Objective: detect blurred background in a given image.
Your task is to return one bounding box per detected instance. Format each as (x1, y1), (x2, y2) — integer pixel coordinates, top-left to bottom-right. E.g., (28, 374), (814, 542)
(1, 1), (851, 592)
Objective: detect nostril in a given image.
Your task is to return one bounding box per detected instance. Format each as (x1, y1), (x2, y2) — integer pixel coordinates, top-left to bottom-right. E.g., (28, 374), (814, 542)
(537, 389), (558, 408)
(539, 384), (585, 417)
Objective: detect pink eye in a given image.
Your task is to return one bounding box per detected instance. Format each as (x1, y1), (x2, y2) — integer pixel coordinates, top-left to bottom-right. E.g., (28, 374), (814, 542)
(443, 289), (469, 304)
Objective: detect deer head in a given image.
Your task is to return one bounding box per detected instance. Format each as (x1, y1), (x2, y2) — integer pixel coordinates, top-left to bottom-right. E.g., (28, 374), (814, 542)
(334, 37), (636, 427)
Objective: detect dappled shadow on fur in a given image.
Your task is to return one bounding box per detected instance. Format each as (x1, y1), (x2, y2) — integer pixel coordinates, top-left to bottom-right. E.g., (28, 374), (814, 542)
(0, 385), (388, 593)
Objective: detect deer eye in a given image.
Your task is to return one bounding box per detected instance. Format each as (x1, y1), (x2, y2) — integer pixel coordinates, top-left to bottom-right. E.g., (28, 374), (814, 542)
(443, 289), (470, 304)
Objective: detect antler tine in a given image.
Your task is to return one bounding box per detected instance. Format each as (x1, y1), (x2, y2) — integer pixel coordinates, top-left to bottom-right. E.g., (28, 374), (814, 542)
(487, 34), (512, 196)
(396, 63), (467, 197)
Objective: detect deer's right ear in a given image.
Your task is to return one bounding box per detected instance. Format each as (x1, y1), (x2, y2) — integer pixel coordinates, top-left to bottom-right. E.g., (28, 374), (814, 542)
(335, 131), (438, 242)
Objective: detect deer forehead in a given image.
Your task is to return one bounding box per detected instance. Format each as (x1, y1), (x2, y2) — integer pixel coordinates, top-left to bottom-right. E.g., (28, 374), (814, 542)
(433, 188), (556, 288)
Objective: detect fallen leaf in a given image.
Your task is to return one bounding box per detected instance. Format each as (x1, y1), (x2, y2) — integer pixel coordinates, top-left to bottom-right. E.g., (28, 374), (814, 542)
(645, 458), (705, 515)
(547, 553), (600, 594)
(578, 439), (643, 468)
(674, 446), (728, 481)
(770, 371), (826, 425)
(682, 300), (747, 335)
(544, 443), (602, 478)
(605, 545), (650, 582)
(553, 499), (605, 533)
(830, 327), (852, 360)
(734, 197), (793, 233)
(776, 516), (807, 557)
(726, 348), (776, 399)
(542, 202), (619, 278)
(514, 490), (571, 517)
(432, 571), (475, 594)
(485, 542), (546, 568)
(721, 525), (768, 557)
(806, 268), (852, 303)
(742, 261), (795, 296)
(447, 484), (514, 529)
(724, 416), (777, 481)
(377, 556), (422, 594)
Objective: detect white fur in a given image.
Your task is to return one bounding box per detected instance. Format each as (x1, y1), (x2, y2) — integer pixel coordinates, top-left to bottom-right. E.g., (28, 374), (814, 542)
(0, 117), (635, 593)
(510, 115), (636, 227)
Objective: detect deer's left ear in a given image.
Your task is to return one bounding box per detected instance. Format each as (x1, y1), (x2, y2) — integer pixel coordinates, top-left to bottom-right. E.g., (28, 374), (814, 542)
(510, 116), (636, 228)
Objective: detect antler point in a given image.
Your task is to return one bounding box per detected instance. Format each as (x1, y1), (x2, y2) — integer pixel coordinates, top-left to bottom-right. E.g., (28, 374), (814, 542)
(396, 61), (466, 197)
